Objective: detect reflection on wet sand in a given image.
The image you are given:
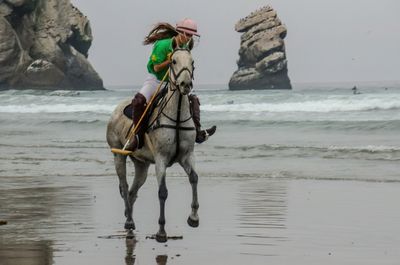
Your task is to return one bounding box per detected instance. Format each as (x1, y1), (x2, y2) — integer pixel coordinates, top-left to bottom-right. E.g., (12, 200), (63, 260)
(237, 179), (288, 256)
(125, 237), (136, 265)
(0, 184), (92, 242)
(0, 241), (53, 265)
(155, 254), (168, 265)
(124, 237), (168, 265)
(1, 175), (399, 264)
(0, 177), (92, 265)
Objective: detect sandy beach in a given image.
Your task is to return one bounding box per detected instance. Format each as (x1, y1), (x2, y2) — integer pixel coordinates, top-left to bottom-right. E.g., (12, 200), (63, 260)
(1, 174), (400, 265)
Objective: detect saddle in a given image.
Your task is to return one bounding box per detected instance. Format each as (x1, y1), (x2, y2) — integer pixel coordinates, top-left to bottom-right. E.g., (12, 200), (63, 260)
(123, 87), (168, 124)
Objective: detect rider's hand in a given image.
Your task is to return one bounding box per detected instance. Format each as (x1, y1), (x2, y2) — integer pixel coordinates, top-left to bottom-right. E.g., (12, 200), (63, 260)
(166, 53), (172, 65)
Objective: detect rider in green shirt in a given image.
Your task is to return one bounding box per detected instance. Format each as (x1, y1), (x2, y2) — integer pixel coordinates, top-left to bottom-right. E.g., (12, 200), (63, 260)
(147, 38), (173, 81)
(128, 19), (216, 152)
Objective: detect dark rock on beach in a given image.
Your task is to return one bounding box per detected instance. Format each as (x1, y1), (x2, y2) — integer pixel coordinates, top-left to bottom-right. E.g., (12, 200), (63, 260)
(0, 0), (104, 90)
(229, 6), (292, 90)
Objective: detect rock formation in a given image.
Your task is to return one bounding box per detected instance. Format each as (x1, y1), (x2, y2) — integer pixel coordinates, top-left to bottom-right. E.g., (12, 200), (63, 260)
(0, 0), (104, 90)
(229, 6), (292, 90)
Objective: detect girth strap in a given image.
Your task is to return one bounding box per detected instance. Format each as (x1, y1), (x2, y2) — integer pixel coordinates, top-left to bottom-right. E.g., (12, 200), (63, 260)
(149, 122), (196, 131)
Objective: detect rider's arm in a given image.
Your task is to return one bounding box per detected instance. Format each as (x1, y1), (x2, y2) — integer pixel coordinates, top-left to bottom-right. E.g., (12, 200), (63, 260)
(150, 40), (172, 73)
(153, 59), (171, 72)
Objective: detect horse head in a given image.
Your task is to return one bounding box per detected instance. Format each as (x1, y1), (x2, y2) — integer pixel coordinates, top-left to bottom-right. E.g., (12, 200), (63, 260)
(169, 47), (194, 96)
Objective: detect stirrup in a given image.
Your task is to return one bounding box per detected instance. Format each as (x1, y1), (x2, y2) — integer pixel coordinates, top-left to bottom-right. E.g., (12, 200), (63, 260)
(204, 130), (210, 141)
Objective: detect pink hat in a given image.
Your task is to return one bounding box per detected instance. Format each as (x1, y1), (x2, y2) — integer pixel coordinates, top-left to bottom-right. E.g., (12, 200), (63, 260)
(176, 18), (200, 37)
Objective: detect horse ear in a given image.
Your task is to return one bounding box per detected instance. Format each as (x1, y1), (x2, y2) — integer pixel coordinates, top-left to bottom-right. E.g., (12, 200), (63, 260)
(172, 38), (178, 50)
(187, 38), (194, 51)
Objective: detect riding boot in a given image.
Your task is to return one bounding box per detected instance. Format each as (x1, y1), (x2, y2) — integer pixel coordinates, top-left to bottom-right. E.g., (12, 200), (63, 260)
(189, 94), (217, 144)
(127, 93), (147, 151)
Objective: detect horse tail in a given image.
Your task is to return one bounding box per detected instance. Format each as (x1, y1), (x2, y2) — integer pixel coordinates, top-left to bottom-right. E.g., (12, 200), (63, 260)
(143, 22), (178, 45)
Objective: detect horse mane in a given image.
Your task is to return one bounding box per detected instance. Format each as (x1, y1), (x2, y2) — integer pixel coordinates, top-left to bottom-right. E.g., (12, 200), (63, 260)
(143, 23), (178, 45)
(171, 36), (194, 51)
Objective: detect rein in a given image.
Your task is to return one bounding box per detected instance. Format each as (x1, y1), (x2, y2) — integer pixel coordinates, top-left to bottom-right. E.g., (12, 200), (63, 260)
(147, 87), (194, 167)
(147, 86), (195, 132)
(146, 49), (196, 166)
(169, 67), (194, 89)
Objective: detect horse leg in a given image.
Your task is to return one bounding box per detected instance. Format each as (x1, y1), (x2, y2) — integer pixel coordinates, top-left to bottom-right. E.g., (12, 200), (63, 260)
(180, 155), (200, 227)
(155, 158), (168, 243)
(127, 160), (150, 229)
(113, 154), (134, 230)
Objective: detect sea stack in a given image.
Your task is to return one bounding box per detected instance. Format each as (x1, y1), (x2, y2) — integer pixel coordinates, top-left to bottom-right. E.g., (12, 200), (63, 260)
(0, 0), (104, 90)
(229, 6), (292, 90)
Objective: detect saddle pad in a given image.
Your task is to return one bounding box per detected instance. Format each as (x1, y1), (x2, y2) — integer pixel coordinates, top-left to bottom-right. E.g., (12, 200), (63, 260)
(123, 87), (169, 121)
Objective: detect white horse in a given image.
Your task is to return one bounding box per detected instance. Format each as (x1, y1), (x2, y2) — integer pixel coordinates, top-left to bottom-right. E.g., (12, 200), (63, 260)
(106, 47), (199, 242)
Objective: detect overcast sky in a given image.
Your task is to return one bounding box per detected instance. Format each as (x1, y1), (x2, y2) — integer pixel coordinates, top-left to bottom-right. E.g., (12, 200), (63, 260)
(71, 0), (400, 86)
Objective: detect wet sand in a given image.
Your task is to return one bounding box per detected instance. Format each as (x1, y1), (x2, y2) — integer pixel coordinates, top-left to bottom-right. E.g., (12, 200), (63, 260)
(1, 174), (400, 265)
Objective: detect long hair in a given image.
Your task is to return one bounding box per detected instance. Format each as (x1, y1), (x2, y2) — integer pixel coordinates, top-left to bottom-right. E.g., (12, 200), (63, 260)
(143, 23), (178, 45)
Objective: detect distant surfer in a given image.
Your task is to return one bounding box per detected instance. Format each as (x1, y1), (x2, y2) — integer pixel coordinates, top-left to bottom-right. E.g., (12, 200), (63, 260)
(352, 86), (361, 95)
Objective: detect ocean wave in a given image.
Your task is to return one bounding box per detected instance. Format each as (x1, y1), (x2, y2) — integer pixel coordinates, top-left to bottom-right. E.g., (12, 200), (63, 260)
(47, 91), (82, 97)
(0, 104), (115, 114)
(216, 143), (400, 153)
(209, 119), (400, 130)
(0, 143), (105, 149)
(202, 98), (400, 113)
(47, 119), (103, 125)
(1, 90), (400, 115)
(214, 144), (400, 161)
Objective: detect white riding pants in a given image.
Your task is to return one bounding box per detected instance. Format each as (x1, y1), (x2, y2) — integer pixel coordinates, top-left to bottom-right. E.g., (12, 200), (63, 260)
(139, 74), (162, 102)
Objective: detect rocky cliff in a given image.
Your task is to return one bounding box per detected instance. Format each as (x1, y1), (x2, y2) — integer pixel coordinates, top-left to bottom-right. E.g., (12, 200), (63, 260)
(229, 6), (291, 90)
(0, 0), (104, 90)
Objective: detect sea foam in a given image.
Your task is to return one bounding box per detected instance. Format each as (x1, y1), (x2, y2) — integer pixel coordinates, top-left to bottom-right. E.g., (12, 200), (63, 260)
(0, 104), (115, 114)
(202, 97), (400, 113)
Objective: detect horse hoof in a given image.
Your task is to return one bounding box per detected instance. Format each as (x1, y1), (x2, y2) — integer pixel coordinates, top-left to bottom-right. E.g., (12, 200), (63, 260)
(124, 220), (136, 230)
(156, 232), (168, 243)
(187, 216), (199, 228)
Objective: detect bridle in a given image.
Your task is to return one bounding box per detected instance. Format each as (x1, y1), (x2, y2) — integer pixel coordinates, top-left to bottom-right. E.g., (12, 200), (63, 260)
(168, 48), (195, 91)
(147, 48), (196, 131)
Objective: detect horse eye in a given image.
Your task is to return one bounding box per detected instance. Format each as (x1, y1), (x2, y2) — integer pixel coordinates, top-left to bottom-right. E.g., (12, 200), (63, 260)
(172, 59), (177, 65)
